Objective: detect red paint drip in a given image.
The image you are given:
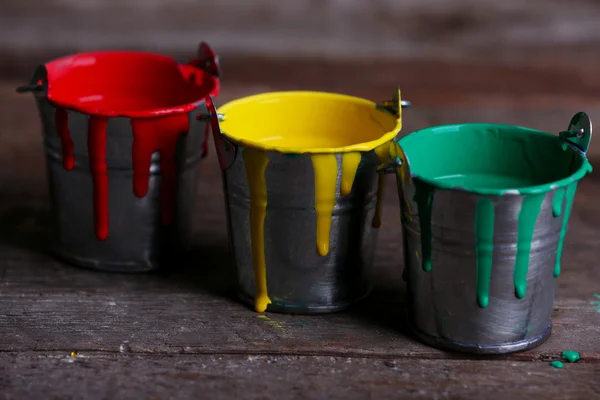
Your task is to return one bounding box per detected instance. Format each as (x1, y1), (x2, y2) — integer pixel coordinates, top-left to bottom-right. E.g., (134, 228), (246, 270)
(130, 114), (190, 225)
(88, 116), (110, 241)
(54, 108), (75, 170)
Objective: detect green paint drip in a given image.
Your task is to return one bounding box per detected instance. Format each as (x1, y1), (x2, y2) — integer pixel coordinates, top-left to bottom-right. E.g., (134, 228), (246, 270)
(554, 182), (578, 278)
(552, 188), (565, 217)
(414, 181), (434, 272)
(561, 350), (580, 363)
(514, 194), (545, 299)
(475, 197), (495, 308)
(550, 360), (564, 369)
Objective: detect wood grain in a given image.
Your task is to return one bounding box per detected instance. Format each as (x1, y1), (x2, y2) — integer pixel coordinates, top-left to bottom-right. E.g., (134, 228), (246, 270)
(3, 0), (600, 65)
(1, 353), (599, 400)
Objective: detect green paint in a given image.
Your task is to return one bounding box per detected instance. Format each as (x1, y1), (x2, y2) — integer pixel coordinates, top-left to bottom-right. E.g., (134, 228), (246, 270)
(433, 173), (538, 190)
(475, 197), (495, 308)
(413, 180), (434, 272)
(552, 188), (565, 217)
(554, 183), (578, 278)
(514, 194), (544, 299)
(591, 294), (600, 313)
(561, 350), (580, 363)
(397, 123), (592, 196)
(550, 360), (564, 369)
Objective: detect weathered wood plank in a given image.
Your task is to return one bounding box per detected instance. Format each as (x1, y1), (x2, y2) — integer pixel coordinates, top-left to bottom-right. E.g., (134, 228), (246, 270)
(3, 0), (600, 66)
(0, 249), (599, 359)
(1, 352), (599, 400)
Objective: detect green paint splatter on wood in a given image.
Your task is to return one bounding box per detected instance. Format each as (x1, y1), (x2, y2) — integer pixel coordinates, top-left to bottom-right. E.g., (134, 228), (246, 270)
(561, 350), (580, 363)
(591, 293), (600, 313)
(550, 360), (564, 369)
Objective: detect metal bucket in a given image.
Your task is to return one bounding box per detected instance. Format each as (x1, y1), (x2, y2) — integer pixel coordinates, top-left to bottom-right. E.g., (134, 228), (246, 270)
(204, 89), (410, 314)
(17, 42), (221, 272)
(388, 113), (593, 354)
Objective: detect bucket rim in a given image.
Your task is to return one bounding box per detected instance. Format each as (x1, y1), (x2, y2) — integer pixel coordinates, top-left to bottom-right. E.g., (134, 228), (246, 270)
(216, 91), (403, 154)
(397, 122), (593, 196)
(42, 50), (220, 118)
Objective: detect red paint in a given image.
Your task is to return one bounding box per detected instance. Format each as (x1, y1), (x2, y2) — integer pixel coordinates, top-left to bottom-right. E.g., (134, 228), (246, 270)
(88, 116), (109, 240)
(37, 43), (220, 240)
(131, 114), (190, 225)
(54, 108), (75, 170)
(45, 51), (219, 118)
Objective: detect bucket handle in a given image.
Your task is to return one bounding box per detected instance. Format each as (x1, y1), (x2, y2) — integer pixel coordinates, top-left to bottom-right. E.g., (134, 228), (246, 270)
(189, 42), (221, 79)
(559, 112), (592, 155)
(376, 85), (412, 117)
(197, 96), (237, 170)
(16, 64), (48, 95)
(376, 86), (412, 174)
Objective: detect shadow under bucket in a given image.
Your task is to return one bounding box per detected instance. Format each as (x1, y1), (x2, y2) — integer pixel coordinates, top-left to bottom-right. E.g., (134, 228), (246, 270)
(206, 89), (409, 314)
(18, 42), (220, 272)
(391, 113), (593, 354)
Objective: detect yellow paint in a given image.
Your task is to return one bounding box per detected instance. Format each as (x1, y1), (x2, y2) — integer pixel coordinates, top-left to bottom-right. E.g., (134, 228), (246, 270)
(243, 148), (272, 313)
(218, 91), (404, 312)
(257, 315), (286, 329)
(372, 143), (391, 228)
(311, 154), (338, 256)
(341, 152), (361, 196)
(217, 91), (402, 153)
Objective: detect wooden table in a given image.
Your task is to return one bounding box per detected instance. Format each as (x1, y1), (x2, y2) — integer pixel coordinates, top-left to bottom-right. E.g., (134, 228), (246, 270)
(1, 58), (599, 399)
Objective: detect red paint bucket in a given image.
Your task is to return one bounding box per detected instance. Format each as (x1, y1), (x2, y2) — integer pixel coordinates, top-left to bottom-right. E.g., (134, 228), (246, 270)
(18, 42), (220, 272)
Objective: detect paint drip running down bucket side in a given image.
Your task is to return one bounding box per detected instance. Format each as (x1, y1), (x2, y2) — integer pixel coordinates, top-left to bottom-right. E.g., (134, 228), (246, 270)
(17, 42), (221, 272)
(202, 88), (411, 314)
(388, 112), (593, 354)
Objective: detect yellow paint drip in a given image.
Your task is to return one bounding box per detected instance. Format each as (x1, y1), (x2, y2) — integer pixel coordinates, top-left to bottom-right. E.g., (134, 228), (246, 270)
(372, 143), (391, 228)
(311, 154), (338, 256)
(243, 148), (272, 313)
(341, 152), (361, 196)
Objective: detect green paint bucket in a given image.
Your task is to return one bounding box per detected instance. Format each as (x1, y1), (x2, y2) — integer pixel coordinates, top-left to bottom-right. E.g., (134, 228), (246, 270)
(392, 112), (593, 354)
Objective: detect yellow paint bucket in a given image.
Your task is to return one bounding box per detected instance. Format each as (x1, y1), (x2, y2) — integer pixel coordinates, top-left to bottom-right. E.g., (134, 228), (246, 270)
(206, 89), (407, 314)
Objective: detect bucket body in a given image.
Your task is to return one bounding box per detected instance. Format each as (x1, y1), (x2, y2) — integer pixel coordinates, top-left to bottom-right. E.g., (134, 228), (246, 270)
(394, 121), (593, 353)
(209, 90), (405, 313)
(22, 43), (220, 272)
(224, 149), (380, 314)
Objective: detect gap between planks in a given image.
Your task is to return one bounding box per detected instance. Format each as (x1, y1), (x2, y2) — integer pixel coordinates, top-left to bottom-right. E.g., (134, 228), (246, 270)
(1, 347), (598, 364)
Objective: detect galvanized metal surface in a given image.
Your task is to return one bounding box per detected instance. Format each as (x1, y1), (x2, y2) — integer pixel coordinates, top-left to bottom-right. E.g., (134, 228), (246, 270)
(222, 149), (381, 314)
(400, 186), (559, 354)
(34, 96), (209, 272)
